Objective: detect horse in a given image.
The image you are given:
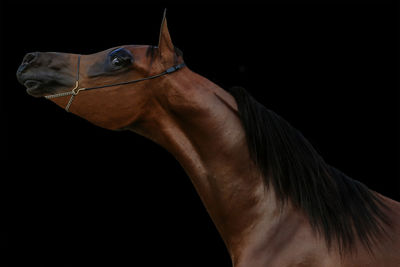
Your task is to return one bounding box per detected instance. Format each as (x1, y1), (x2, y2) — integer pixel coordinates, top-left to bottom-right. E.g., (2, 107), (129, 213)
(16, 11), (400, 267)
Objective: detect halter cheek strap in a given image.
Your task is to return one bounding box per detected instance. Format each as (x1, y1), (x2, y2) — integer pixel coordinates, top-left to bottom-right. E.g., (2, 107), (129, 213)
(44, 55), (186, 112)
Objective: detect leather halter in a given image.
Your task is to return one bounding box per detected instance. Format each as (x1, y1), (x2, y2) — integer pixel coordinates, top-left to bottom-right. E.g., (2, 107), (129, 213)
(45, 55), (186, 112)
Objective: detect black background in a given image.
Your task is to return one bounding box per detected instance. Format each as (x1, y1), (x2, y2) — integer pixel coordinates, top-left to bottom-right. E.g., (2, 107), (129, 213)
(1, 3), (399, 267)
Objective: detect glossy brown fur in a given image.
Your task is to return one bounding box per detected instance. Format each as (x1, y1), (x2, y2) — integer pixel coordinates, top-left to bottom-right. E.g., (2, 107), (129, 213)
(19, 13), (400, 267)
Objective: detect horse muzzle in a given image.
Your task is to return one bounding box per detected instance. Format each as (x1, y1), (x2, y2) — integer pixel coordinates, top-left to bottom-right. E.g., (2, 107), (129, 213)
(17, 52), (75, 97)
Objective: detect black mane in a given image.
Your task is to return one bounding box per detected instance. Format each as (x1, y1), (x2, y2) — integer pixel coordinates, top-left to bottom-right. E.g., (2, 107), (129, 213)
(228, 86), (390, 254)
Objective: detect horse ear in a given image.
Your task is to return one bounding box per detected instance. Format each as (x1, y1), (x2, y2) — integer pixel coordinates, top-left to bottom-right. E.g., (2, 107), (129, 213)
(158, 9), (175, 63)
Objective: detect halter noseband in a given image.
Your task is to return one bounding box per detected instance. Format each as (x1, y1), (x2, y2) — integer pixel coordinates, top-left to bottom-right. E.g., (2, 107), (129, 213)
(44, 55), (186, 112)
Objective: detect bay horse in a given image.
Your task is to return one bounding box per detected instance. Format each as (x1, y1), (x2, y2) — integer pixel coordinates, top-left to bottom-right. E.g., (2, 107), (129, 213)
(16, 11), (400, 267)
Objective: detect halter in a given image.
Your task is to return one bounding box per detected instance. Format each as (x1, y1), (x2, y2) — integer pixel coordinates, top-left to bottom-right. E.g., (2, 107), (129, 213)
(45, 55), (186, 112)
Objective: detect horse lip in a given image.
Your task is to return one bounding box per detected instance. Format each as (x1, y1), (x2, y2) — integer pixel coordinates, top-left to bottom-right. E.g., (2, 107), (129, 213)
(24, 79), (42, 90)
(24, 79), (46, 97)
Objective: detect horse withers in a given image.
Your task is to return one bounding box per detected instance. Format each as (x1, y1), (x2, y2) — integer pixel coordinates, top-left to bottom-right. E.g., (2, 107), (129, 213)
(16, 10), (400, 267)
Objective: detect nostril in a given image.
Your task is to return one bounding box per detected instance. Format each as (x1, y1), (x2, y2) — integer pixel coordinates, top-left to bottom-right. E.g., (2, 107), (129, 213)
(22, 52), (38, 65)
(17, 64), (25, 76)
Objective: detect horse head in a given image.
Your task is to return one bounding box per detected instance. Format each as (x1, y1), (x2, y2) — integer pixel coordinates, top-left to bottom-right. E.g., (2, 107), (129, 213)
(16, 11), (184, 130)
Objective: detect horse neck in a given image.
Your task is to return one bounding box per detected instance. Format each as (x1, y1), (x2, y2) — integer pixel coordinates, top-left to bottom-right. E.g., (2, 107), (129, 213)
(128, 68), (307, 261)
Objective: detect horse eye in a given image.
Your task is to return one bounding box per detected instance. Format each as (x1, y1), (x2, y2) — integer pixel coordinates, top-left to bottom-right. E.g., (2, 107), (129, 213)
(111, 56), (123, 66)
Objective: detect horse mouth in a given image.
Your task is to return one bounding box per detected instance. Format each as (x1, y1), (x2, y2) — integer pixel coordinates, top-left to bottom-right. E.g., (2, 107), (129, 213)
(24, 79), (45, 97)
(24, 79), (40, 88)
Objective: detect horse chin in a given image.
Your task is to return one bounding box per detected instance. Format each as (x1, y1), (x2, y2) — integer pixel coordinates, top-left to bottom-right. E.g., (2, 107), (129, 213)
(26, 85), (55, 98)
